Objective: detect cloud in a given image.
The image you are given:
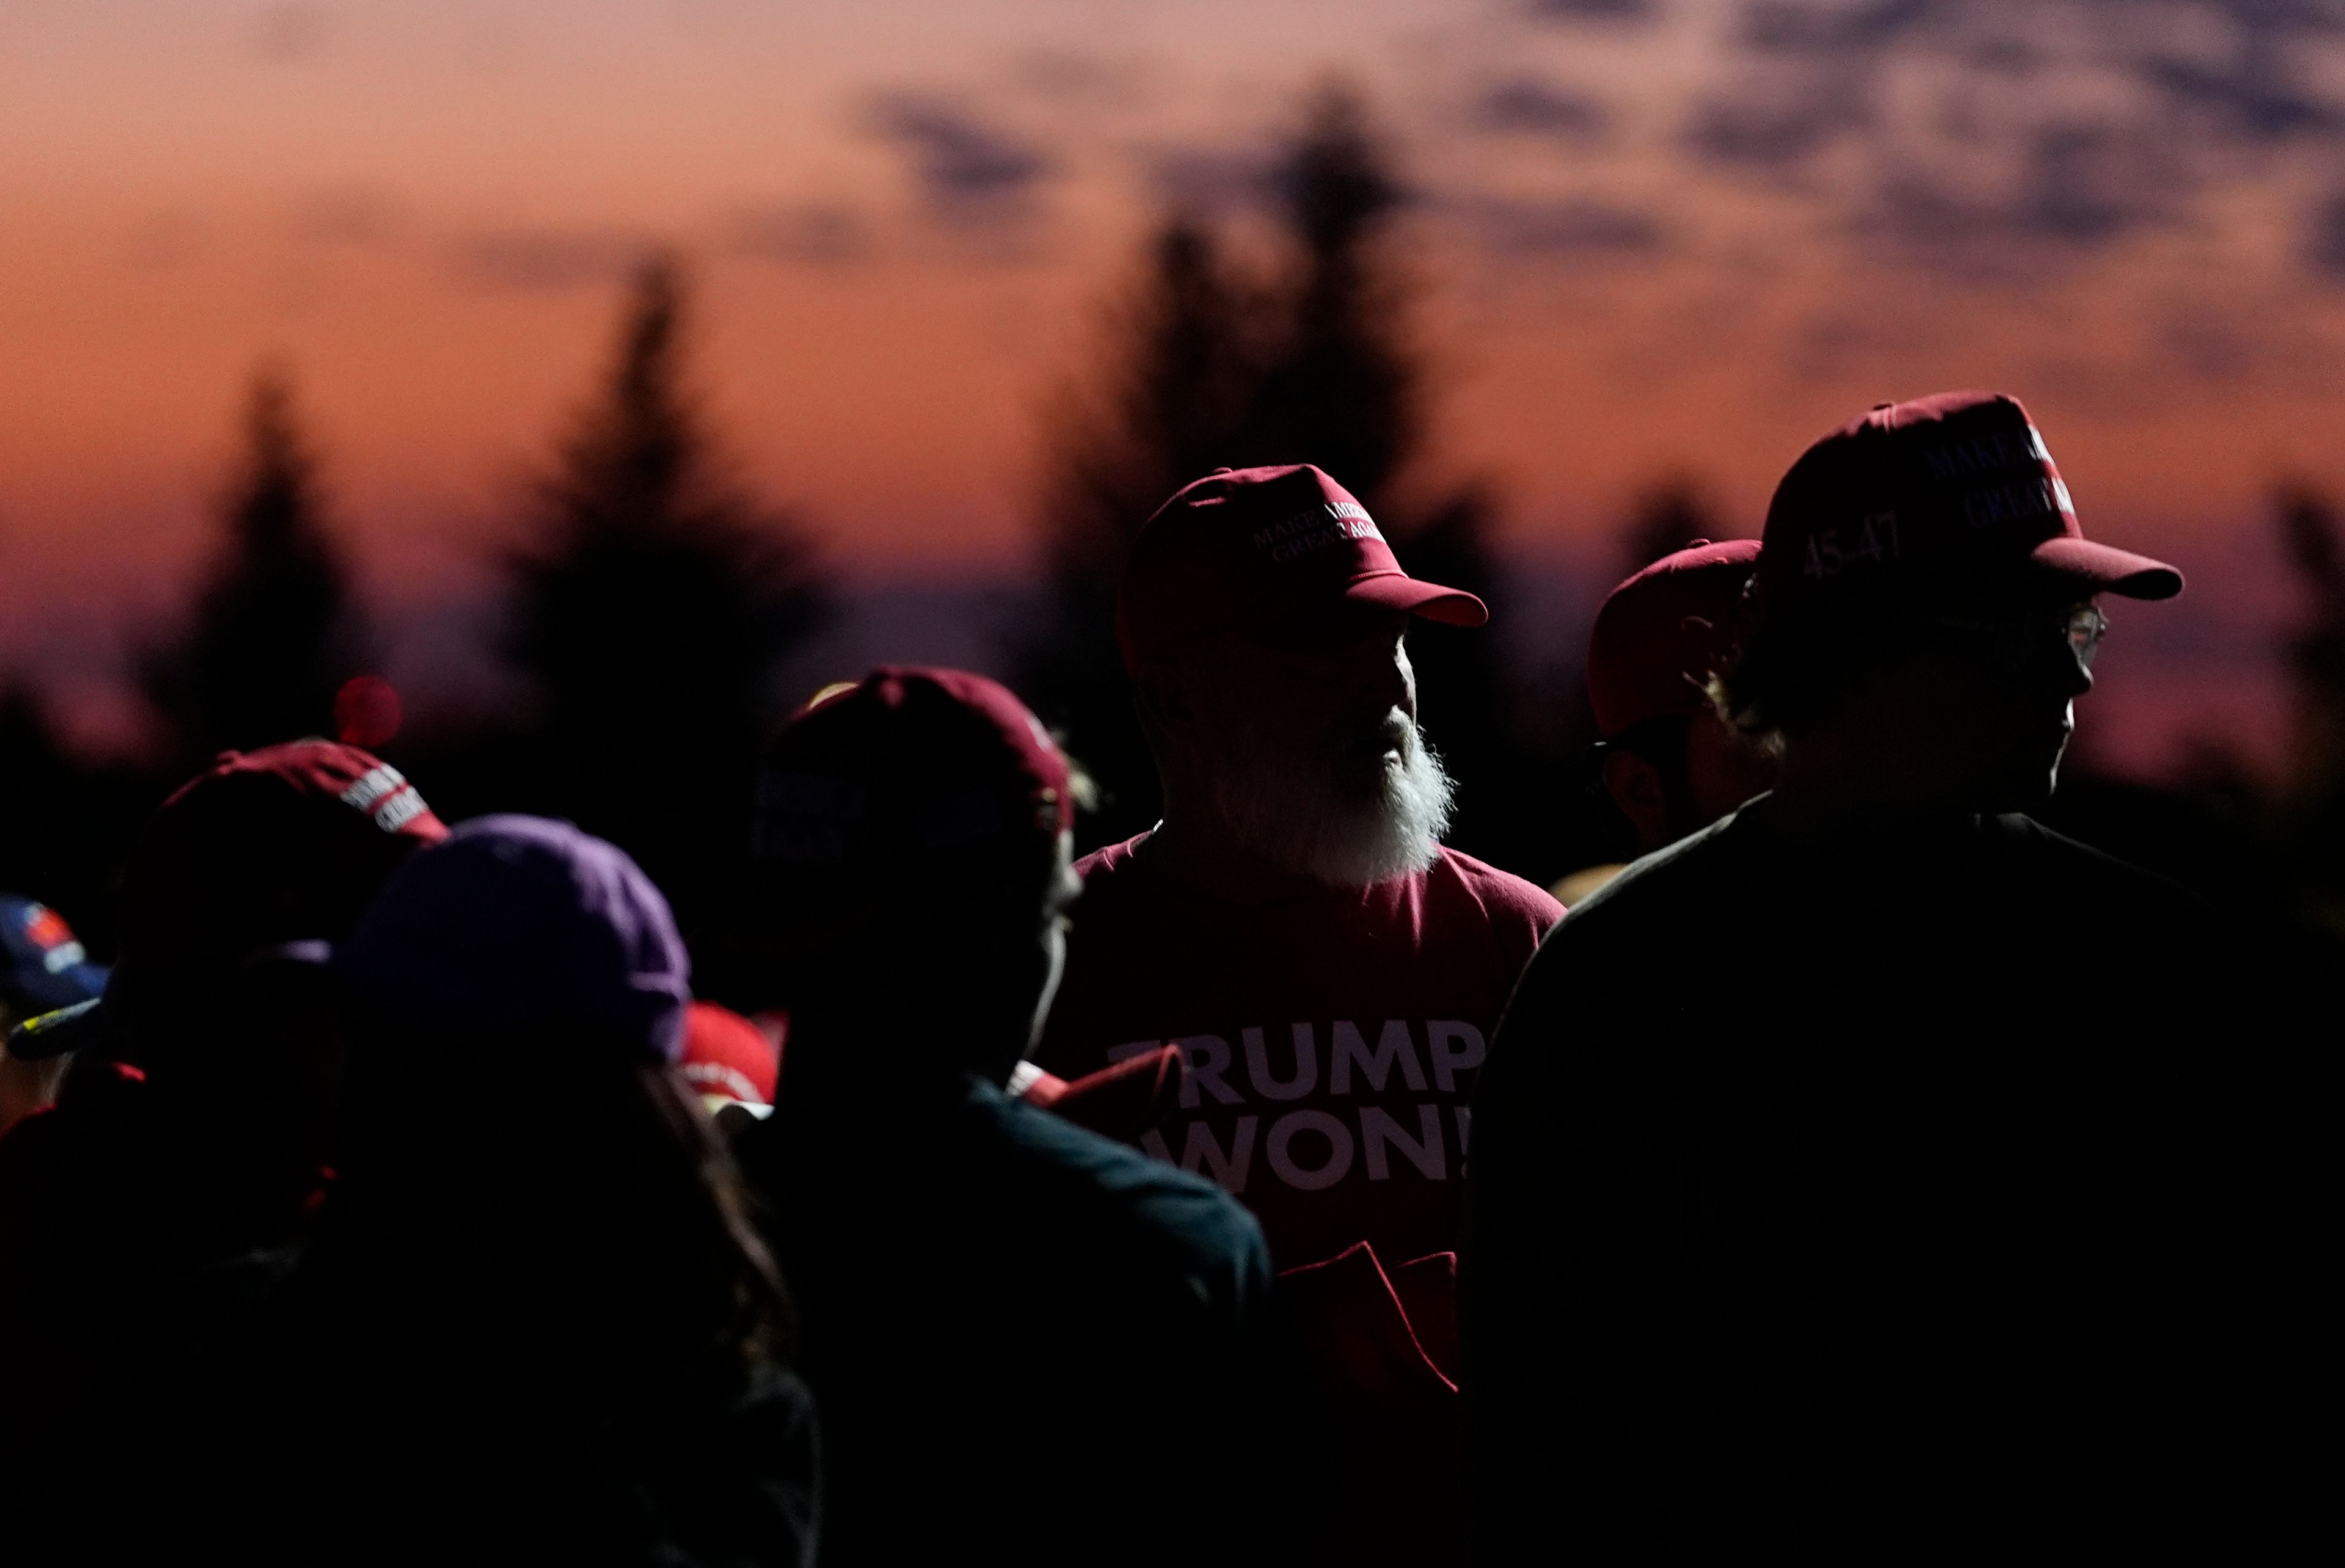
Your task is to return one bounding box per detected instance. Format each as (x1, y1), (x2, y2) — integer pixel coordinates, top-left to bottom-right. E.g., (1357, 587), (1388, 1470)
(1458, 195), (1667, 256)
(1472, 79), (1612, 143)
(2010, 124), (2159, 243)
(2136, 45), (2341, 143)
(730, 201), (875, 266)
(1734, 0), (1943, 57)
(1852, 121), (2173, 275)
(449, 227), (652, 291)
(863, 92), (1057, 230)
(1683, 70), (1874, 170)
(1681, 0), (2345, 286)
(1142, 142), (1282, 216)
(1527, 0), (1660, 21)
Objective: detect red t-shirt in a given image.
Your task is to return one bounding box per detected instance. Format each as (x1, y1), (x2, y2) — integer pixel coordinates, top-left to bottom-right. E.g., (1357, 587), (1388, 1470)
(1033, 833), (1563, 1271)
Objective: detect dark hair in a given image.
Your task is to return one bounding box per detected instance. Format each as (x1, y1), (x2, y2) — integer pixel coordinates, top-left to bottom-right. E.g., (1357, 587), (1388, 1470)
(1711, 593), (1911, 738)
(330, 1015), (796, 1375)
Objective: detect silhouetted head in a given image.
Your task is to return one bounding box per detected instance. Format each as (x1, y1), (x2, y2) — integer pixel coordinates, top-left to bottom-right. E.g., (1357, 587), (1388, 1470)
(1719, 391), (2181, 818)
(0, 897), (109, 1134)
(744, 667), (1079, 1092)
(331, 814), (789, 1364)
(1589, 539), (1778, 851)
(1120, 464), (1486, 886)
(12, 741), (445, 1082)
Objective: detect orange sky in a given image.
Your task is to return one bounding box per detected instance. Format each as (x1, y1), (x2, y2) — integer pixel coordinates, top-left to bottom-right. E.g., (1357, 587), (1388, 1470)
(6, 1), (2342, 769)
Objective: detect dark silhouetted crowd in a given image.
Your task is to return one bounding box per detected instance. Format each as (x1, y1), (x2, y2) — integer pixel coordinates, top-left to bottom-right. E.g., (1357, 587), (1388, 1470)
(0, 393), (2324, 1565)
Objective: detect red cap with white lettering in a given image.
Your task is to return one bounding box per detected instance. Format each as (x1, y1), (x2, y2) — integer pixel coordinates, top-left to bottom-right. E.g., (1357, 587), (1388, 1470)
(1753, 391), (2181, 614)
(120, 740), (448, 981)
(1116, 464), (1488, 673)
(680, 1001), (782, 1111)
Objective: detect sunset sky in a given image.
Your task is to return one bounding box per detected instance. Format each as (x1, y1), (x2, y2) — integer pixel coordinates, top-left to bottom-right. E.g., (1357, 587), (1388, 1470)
(8, 0), (2345, 771)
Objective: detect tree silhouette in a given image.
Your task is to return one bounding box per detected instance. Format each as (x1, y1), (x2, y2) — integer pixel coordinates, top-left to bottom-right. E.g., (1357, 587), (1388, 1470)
(1244, 84), (1418, 512)
(1022, 222), (1261, 842)
(1620, 478), (1729, 577)
(1022, 87), (1585, 875)
(506, 257), (825, 942)
(0, 684), (170, 957)
(2280, 487), (2345, 797)
(2275, 485), (2345, 928)
(1016, 89), (1603, 877)
(144, 372), (367, 766)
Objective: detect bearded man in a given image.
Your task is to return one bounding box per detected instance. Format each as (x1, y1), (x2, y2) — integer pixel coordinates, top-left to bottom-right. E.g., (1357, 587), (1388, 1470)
(1030, 464), (1563, 1277)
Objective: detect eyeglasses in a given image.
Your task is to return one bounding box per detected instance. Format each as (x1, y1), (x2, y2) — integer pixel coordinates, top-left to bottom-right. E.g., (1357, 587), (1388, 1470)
(1930, 604), (2109, 672)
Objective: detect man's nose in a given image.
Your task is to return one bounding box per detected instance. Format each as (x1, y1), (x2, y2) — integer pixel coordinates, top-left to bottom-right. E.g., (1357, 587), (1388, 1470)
(2043, 641), (2094, 700)
(1367, 640), (1414, 716)
(2065, 628), (2098, 695)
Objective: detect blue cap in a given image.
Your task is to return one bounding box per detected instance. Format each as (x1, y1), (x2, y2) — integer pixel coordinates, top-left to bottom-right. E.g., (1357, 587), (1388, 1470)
(0, 896), (110, 1019)
(335, 815), (691, 1061)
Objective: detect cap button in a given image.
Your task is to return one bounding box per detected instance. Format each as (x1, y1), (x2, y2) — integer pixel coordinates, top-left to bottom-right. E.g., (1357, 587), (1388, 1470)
(1210, 466), (1234, 475)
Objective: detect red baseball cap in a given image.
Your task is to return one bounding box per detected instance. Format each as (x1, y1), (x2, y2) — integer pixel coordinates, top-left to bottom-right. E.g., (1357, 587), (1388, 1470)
(680, 1001), (782, 1111)
(122, 741), (448, 978)
(1754, 391), (2181, 614)
(1588, 539), (1761, 738)
(1011, 1043), (1185, 1141)
(1116, 464), (1488, 673)
(16, 741), (449, 1062)
(755, 666), (1073, 868)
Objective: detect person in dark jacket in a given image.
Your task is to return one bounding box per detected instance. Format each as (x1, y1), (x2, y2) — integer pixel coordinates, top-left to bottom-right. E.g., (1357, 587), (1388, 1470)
(1465, 391), (2292, 1562)
(0, 742), (448, 1555)
(733, 667), (1314, 1567)
(84, 815), (818, 1567)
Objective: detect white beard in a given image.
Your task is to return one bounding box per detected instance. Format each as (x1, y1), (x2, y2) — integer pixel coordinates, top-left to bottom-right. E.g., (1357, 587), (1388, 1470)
(1212, 710), (1455, 888)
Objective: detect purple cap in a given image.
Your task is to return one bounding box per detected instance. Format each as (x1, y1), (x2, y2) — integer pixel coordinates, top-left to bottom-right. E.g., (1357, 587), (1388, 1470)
(336, 815), (691, 1061)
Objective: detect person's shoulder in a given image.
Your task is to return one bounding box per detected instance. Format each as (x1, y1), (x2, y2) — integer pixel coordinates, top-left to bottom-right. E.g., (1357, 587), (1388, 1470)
(1990, 814), (2216, 918)
(1428, 846), (1567, 931)
(971, 1081), (1268, 1268)
(1550, 808), (1745, 937)
(1988, 815), (2239, 964)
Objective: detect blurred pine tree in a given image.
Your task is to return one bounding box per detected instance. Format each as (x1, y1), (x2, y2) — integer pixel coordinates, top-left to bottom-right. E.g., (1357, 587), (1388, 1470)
(506, 257), (826, 949)
(1620, 479), (1728, 578)
(1244, 84), (1417, 512)
(2277, 484), (2345, 930)
(1021, 85), (1580, 879)
(143, 372), (368, 766)
(1020, 222), (1261, 844)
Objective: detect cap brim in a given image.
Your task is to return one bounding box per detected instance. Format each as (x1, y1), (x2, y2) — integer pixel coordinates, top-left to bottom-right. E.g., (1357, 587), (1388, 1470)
(7, 961), (109, 1018)
(2030, 537), (2183, 601)
(1346, 573), (1491, 627)
(6, 998), (109, 1061)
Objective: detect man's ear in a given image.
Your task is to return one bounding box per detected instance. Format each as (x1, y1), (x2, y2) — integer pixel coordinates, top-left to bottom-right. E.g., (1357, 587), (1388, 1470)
(1601, 748), (1673, 853)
